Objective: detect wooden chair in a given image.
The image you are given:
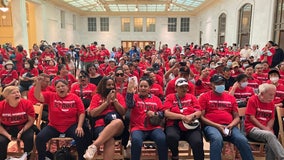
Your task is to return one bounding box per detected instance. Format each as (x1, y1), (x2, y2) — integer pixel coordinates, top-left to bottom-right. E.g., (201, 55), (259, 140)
(93, 140), (124, 160)
(238, 107), (266, 156)
(7, 104), (44, 158)
(276, 106), (284, 147)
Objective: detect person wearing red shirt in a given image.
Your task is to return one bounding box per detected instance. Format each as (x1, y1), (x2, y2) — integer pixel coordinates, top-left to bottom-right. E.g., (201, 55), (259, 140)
(30, 44), (41, 59)
(164, 78), (204, 160)
(70, 70), (97, 109)
(41, 46), (55, 60)
(195, 66), (211, 96)
(84, 46), (96, 69)
(0, 86), (35, 160)
(104, 58), (117, 76)
(165, 66), (195, 95)
(260, 41), (276, 66)
(57, 43), (69, 57)
(143, 45), (152, 62)
(252, 63), (268, 83)
(51, 64), (77, 89)
(100, 44), (110, 59)
(14, 45), (25, 72)
(0, 60), (18, 88)
(148, 72), (164, 100)
(125, 77), (168, 160)
(19, 59), (39, 94)
(229, 74), (255, 108)
(43, 59), (58, 79)
(84, 77), (126, 160)
(244, 65), (261, 91)
(191, 58), (202, 77)
(199, 74), (253, 160)
(138, 56), (150, 71)
(162, 44), (171, 62)
(34, 78), (91, 160)
(245, 83), (284, 159)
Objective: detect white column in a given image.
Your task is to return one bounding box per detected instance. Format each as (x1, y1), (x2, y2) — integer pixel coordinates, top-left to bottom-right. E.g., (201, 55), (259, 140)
(11, 0), (29, 52)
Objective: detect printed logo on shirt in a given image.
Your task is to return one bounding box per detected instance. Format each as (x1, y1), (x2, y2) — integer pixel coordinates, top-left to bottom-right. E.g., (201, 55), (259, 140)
(208, 100), (232, 109)
(137, 101), (157, 111)
(256, 108), (273, 120)
(1, 112), (27, 124)
(54, 100), (76, 112)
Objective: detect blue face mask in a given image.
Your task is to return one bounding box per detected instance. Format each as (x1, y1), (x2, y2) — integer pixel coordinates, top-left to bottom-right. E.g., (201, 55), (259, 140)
(215, 85), (225, 94)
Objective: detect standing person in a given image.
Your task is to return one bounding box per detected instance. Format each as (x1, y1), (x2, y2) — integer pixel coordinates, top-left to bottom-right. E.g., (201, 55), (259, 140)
(0, 86), (35, 160)
(84, 77), (126, 160)
(199, 74), (254, 160)
(271, 44), (284, 68)
(126, 77), (168, 160)
(245, 83), (284, 159)
(34, 78), (91, 160)
(164, 78), (204, 160)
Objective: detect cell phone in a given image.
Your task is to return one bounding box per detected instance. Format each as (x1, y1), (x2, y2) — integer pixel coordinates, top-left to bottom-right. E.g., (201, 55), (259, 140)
(179, 62), (186, 66)
(224, 128), (231, 136)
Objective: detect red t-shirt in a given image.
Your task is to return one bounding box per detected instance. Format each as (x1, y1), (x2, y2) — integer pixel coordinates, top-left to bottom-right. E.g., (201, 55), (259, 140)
(130, 94), (165, 132)
(44, 66), (58, 76)
(150, 83), (164, 98)
(89, 93), (126, 127)
(20, 68), (39, 77)
(104, 66), (117, 76)
(247, 78), (261, 91)
(164, 93), (200, 126)
(245, 95), (275, 133)
(27, 86), (53, 105)
(41, 51), (55, 59)
(15, 53), (24, 71)
(165, 77), (195, 95)
(199, 90), (238, 125)
(51, 74), (77, 89)
(70, 83), (97, 101)
(252, 73), (268, 84)
(229, 86), (255, 102)
(42, 92), (85, 132)
(0, 99), (35, 128)
(195, 76), (211, 96)
(0, 69), (18, 85)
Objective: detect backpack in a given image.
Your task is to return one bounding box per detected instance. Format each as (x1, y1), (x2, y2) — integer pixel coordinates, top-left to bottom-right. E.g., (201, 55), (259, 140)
(54, 147), (75, 160)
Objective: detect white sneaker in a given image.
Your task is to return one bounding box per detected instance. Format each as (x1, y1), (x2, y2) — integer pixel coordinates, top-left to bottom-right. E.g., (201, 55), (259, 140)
(83, 144), (97, 160)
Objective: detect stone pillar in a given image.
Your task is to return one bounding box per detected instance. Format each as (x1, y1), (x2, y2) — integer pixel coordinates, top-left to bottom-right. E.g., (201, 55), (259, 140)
(11, 0), (29, 53)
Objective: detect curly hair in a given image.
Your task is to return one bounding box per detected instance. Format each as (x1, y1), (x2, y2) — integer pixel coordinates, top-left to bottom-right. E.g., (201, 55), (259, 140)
(96, 76), (115, 98)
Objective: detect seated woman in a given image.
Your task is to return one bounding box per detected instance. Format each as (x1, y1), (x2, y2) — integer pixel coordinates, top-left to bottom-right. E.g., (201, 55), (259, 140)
(164, 78), (204, 160)
(84, 77), (126, 160)
(34, 78), (91, 160)
(51, 64), (77, 89)
(0, 86), (35, 160)
(126, 77), (168, 160)
(70, 70), (97, 109)
(19, 59), (39, 94)
(0, 60), (18, 89)
(86, 64), (104, 86)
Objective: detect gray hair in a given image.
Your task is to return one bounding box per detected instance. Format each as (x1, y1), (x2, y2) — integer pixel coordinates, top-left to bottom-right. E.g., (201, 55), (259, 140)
(258, 83), (276, 95)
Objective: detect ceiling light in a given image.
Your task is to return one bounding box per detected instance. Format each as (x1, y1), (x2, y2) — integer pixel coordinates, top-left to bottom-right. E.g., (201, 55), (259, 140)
(0, 7), (9, 12)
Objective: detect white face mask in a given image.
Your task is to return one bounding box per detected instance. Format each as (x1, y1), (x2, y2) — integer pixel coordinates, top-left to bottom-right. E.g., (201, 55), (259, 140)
(24, 64), (30, 69)
(34, 59), (39, 64)
(240, 82), (248, 88)
(270, 77), (279, 83)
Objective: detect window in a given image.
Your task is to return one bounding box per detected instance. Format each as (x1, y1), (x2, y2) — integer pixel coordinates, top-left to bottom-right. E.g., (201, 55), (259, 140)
(168, 18), (177, 32)
(121, 18), (130, 32)
(73, 15), (76, 30)
(134, 18), (143, 32)
(100, 17), (109, 32)
(274, 0), (284, 48)
(88, 17), (97, 32)
(60, 10), (65, 29)
(146, 18), (156, 32)
(180, 17), (190, 32)
(218, 13), (226, 45)
(238, 3), (252, 48)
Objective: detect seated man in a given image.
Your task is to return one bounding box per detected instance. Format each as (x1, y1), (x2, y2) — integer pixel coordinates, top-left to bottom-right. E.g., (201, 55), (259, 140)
(199, 74), (254, 160)
(245, 83), (284, 159)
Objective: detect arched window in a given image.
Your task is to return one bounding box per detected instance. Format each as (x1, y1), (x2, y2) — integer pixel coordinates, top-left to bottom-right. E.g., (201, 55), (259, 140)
(218, 13), (226, 45)
(274, 0), (284, 48)
(238, 3), (252, 48)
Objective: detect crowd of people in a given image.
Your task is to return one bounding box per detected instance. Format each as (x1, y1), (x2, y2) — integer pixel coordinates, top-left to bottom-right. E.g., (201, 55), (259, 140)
(0, 40), (284, 160)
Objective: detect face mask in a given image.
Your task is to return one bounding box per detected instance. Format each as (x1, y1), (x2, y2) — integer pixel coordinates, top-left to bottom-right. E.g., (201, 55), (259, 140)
(210, 64), (215, 69)
(243, 64), (249, 68)
(220, 48), (224, 52)
(267, 51), (272, 56)
(95, 64), (99, 68)
(24, 64), (30, 69)
(270, 77), (279, 83)
(6, 65), (12, 70)
(215, 85), (225, 94)
(105, 88), (114, 95)
(227, 61), (232, 67)
(34, 59), (39, 64)
(189, 60), (193, 64)
(240, 82), (248, 88)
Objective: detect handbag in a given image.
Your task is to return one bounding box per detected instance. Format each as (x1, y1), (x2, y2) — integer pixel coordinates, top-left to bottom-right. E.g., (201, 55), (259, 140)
(149, 112), (164, 126)
(175, 93), (200, 131)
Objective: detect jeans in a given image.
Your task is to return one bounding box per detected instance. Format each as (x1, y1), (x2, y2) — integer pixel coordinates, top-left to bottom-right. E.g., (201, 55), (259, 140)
(131, 128), (168, 160)
(204, 126), (254, 160)
(248, 127), (284, 160)
(166, 126), (204, 160)
(36, 124), (91, 160)
(0, 128), (34, 160)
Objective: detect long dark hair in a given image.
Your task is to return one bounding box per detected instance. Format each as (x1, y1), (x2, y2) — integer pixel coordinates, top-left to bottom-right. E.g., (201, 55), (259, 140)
(96, 76), (115, 98)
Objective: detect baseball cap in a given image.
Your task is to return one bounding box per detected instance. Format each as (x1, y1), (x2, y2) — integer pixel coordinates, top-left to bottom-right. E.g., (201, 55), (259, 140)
(214, 61), (224, 69)
(109, 58), (116, 62)
(232, 62), (239, 68)
(210, 74), (225, 83)
(5, 60), (13, 66)
(175, 78), (188, 86)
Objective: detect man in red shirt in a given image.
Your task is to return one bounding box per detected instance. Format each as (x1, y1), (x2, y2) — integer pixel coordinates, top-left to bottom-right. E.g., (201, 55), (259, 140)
(199, 74), (253, 160)
(244, 65), (261, 92)
(245, 83), (284, 159)
(252, 63), (268, 83)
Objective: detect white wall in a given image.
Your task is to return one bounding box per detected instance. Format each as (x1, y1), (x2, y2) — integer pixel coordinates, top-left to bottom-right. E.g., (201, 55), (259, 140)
(196, 0), (275, 48)
(30, 0), (276, 50)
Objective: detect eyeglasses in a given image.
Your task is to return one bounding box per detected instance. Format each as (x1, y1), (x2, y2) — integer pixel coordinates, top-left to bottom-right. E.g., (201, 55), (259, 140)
(79, 76), (87, 79)
(115, 73), (124, 77)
